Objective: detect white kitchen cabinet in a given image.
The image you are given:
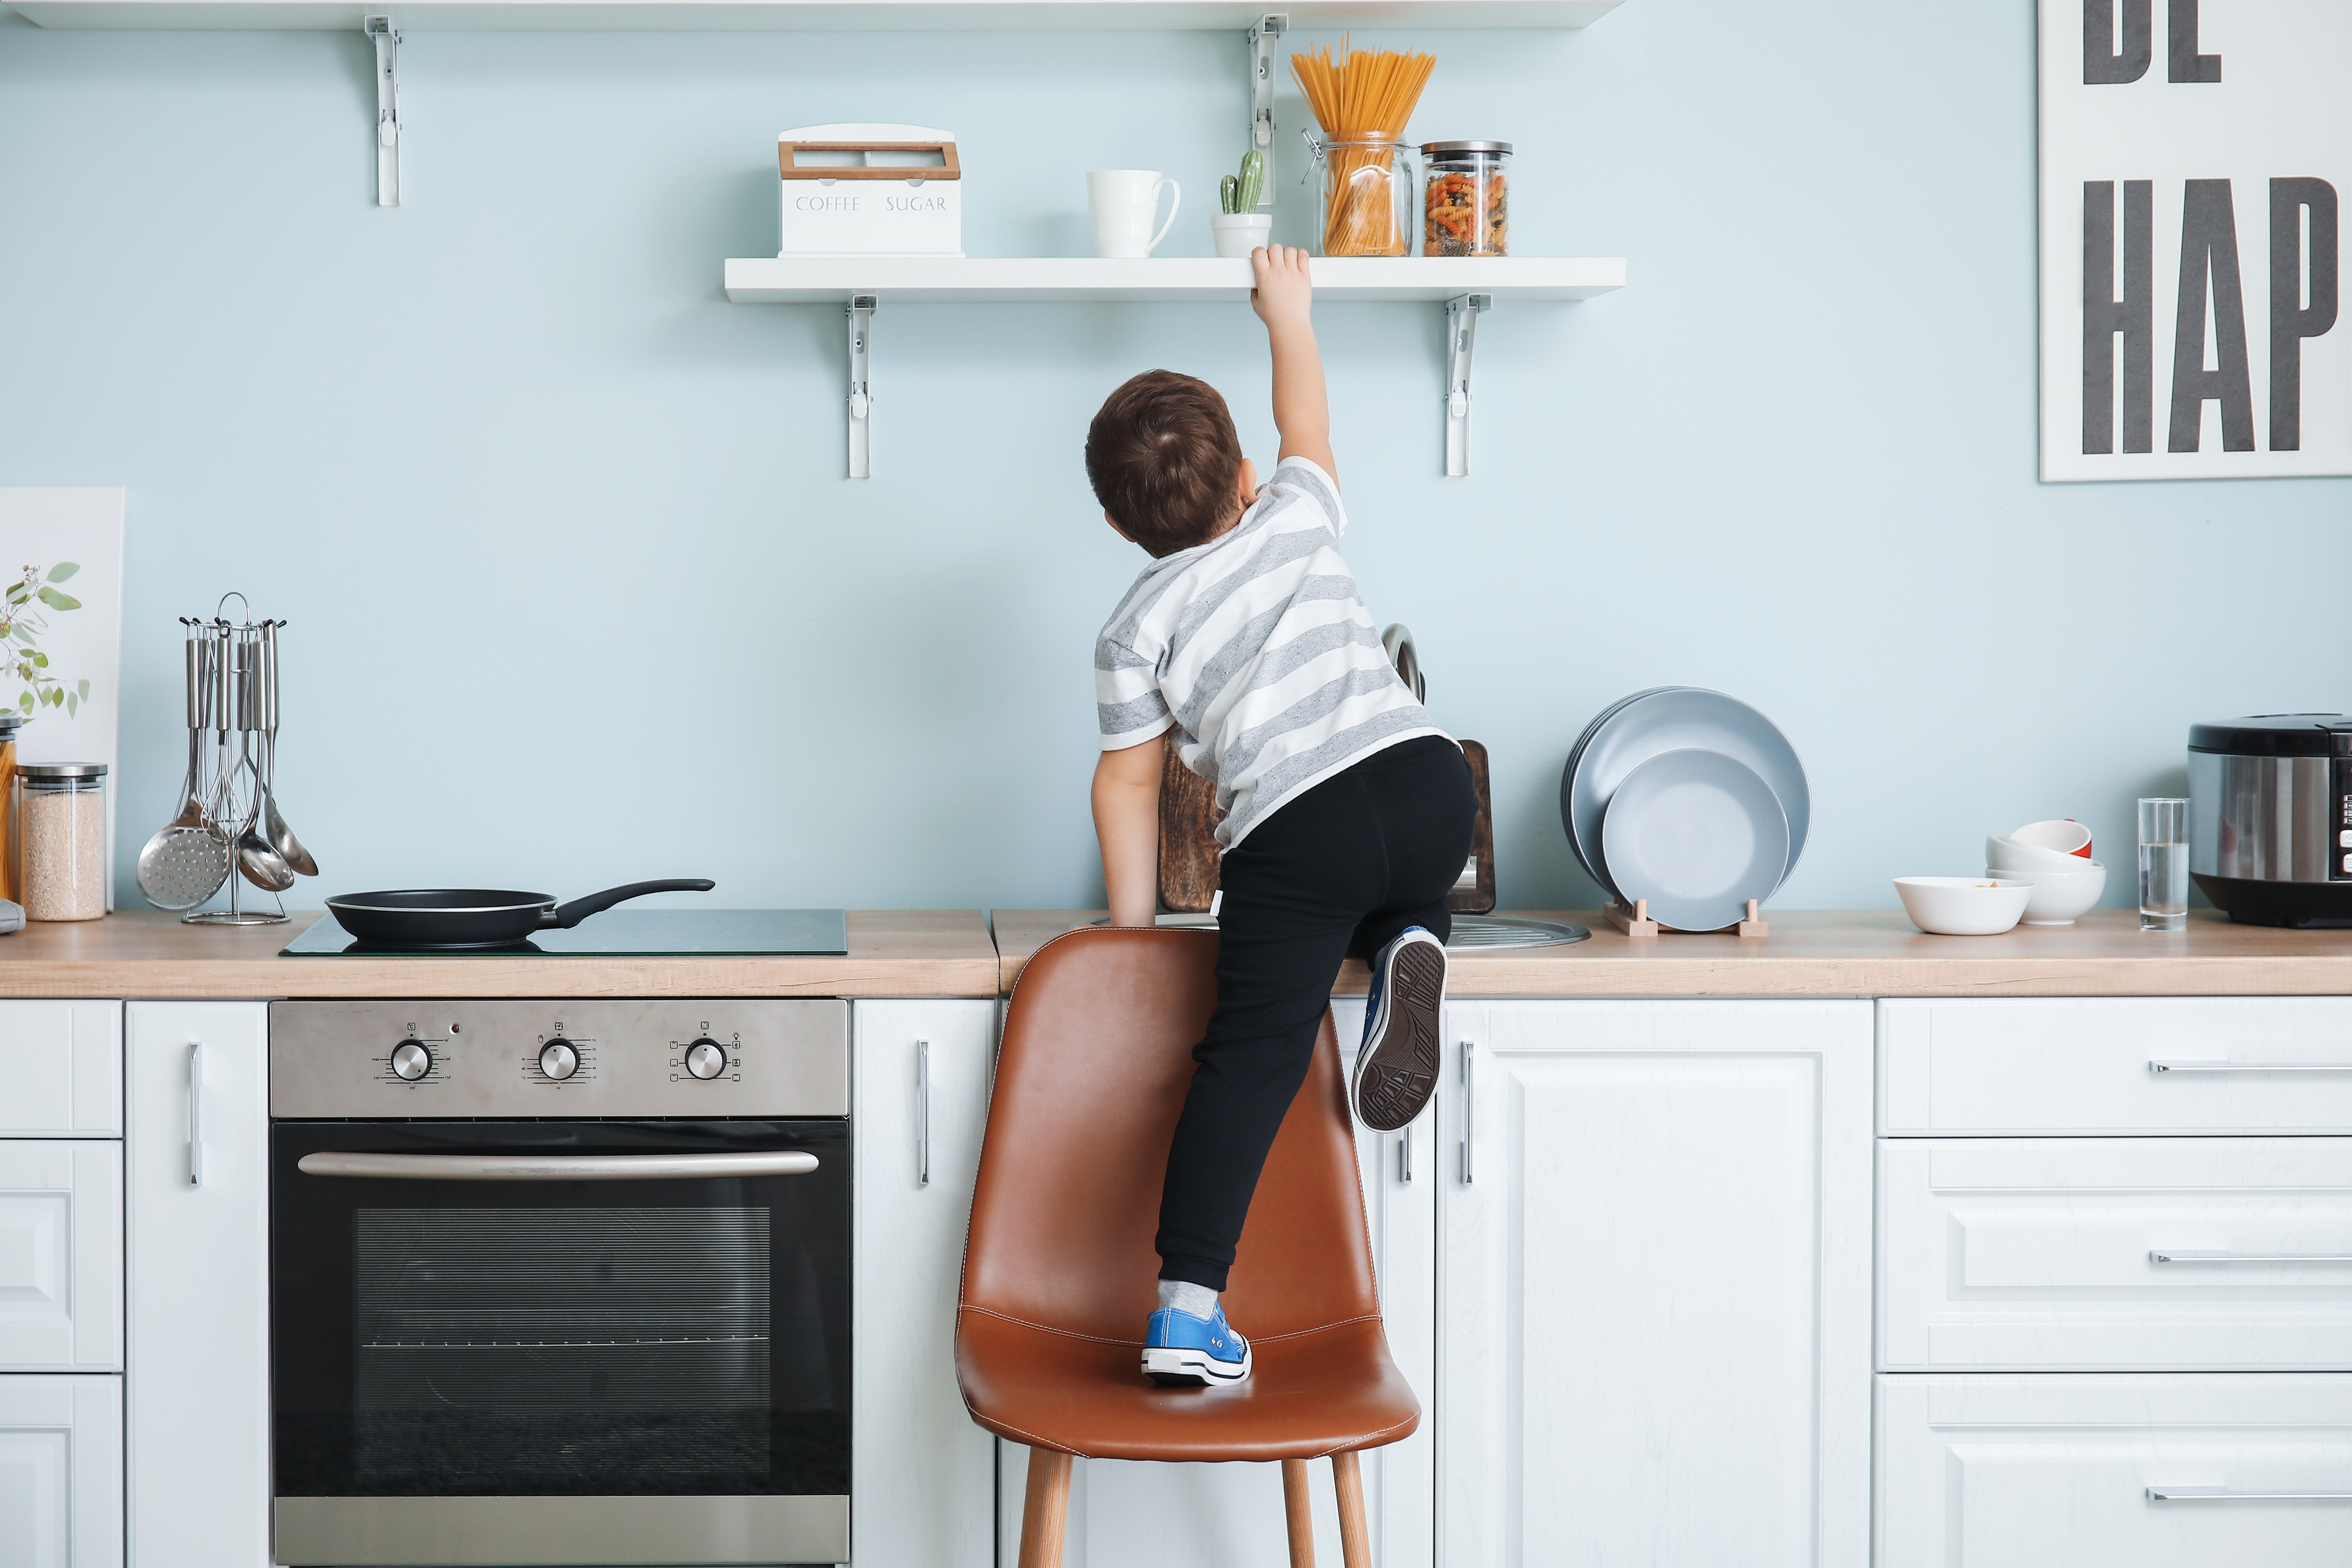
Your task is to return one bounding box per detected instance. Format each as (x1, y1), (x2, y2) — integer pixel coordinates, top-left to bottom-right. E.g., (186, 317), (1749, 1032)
(1440, 999), (1873, 1568)
(1879, 997), (2352, 1135)
(1876, 1372), (2352, 1567)
(851, 999), (997, 1568)
(1881, 1135), (2352, 1370)
(0, 1140), (123, 1371)
(0, 1001), (122, 1138)
(123, 1002), (270, 1568)
(0, 1373), (123, 1567)
(996, 1003), (1436, 1568)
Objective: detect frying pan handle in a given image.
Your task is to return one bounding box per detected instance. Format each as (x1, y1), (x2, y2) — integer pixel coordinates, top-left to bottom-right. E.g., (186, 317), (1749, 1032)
(544, 879), (717, 929)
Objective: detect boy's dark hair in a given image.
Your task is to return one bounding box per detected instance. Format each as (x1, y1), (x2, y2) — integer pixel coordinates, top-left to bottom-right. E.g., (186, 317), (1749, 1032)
(1085, 370), (1245, 557)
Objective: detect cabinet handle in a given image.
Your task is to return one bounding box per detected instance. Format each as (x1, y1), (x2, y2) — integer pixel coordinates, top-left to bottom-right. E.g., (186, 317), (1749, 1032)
(916, 1038), (930, 1188)
(2149, 1060), (2352, 1073)
(187, 1040), (204, 1188)
(298, 1150), (819, 1180)
(2151, 1249), (2352, 1264)
(1460, 1040), (1474, 1185)
(1397, 1126), (1412, 1185)
(2148, 1486), (2352, 1502)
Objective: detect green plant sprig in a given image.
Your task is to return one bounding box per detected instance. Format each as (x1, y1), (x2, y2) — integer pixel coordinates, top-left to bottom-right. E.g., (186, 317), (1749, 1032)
(4, 563), (90, 720)
(1220, 148), (1267, 215)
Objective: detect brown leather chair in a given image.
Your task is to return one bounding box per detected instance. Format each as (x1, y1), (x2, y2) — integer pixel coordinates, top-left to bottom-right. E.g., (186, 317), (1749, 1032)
(957, 926), (1419, 1568)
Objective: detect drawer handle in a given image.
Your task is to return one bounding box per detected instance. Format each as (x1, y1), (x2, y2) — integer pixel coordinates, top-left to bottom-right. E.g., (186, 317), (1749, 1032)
(2149, 1060), (2352, 1073)
(2151, 1249), (2352, 1264)
(2149, 1486), (2352, 1502)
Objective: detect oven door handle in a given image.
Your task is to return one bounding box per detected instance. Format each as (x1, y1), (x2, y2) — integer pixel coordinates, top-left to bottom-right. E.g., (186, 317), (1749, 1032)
(294, 1150), (820, 1181)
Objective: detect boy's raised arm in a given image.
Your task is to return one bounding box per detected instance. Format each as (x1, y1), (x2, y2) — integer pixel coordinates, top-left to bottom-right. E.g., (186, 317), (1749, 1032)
(1250, 245), (1337, 484)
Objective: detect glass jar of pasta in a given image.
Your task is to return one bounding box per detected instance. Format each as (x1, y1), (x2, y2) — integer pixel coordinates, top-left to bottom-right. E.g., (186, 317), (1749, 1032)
(1421, 141), (1511, 257)
(1313, 137), (1418, 257)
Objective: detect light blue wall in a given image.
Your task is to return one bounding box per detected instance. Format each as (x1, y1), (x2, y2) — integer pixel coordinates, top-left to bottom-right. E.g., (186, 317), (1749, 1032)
(1, 1), (2344, 914)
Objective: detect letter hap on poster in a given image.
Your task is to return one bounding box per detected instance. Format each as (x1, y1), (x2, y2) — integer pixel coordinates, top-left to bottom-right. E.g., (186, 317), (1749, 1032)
(2042, 0), (2346, 480)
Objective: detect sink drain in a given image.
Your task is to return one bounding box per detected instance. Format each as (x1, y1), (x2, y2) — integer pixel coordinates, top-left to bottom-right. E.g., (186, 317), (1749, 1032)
(1446, 916), (1591, 949)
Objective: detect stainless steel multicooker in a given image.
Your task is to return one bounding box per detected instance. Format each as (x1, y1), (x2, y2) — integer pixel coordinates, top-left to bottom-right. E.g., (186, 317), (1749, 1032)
(2189, 714), (2352, 927)
(269, 999), (849, 1567)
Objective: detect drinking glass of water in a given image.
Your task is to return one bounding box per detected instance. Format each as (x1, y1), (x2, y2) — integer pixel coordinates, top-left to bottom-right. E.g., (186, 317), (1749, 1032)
(2138, 797), (2189, 931)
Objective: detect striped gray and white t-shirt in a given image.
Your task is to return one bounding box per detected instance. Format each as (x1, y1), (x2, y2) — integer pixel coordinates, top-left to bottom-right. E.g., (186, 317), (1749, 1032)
(1094, 456), (1446, 849)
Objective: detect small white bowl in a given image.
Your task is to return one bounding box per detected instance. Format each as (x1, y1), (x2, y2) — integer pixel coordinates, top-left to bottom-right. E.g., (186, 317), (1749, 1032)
(1987, 833), (2101, 872)
(2009, 818), (2094, 859)
(1982, 862), (2107, 925)
(1895, 876), (2034, 935)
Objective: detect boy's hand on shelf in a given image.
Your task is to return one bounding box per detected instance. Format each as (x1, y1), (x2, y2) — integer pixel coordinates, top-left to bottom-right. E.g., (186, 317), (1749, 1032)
(1249, 245), (1313, 332)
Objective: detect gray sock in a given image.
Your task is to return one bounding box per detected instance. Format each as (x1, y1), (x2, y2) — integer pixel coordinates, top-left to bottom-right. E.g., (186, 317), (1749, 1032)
(1157, 1279), (1217, 1319)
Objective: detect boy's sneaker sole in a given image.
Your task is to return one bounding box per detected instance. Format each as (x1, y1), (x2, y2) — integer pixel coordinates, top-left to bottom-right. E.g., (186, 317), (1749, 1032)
(1353, 933), (1446, 1132)
(1141, 1343), (1253, 1387)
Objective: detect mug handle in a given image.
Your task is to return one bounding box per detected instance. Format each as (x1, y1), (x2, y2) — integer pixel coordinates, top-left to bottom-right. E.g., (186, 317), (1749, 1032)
(1147, 177), (1182, 255)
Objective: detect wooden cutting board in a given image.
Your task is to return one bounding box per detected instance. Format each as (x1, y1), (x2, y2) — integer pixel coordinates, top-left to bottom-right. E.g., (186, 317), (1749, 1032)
(1155, 737), (1497, 916)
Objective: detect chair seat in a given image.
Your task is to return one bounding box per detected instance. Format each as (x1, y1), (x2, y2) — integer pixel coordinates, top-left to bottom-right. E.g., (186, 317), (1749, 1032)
(957, 1307), (1420, 1463)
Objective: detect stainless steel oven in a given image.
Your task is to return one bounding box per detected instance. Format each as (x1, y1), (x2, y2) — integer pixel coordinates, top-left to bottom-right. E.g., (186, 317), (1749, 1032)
(268, 1000), (851, 1567)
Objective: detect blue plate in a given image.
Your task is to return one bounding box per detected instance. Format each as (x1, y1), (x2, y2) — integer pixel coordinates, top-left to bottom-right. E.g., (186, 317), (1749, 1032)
(1562, 688), (1809, 900)
(1600, 749), (1789, 932)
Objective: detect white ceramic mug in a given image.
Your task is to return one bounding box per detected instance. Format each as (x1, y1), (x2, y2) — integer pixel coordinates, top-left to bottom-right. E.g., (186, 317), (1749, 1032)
(1088, 170), (1181, 258)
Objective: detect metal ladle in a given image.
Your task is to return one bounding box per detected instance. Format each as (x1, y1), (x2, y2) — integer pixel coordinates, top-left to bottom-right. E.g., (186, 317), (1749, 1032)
(228, 629), (295, 892)
(258, 623), (316, 876)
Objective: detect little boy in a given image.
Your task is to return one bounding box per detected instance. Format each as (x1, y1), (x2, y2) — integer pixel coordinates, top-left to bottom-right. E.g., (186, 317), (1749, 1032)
(1087, 245), (1479, 1388)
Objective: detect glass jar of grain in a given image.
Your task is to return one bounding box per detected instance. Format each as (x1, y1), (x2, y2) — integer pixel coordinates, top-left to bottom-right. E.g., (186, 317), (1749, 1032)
(18, 762), (108, 922)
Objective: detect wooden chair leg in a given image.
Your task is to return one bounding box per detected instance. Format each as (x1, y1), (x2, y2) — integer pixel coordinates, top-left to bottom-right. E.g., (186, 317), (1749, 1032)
(1281, 1457), (1317, 1568)
(1331, 1450), (1372, 1568)
(1017, 1447), (1074, 1568)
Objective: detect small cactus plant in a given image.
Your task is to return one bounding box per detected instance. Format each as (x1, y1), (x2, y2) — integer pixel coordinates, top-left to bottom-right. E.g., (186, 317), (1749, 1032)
(1219, 149), (1267, 214)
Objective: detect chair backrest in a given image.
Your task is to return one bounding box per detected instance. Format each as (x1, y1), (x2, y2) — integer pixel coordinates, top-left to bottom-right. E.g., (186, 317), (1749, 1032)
(962, 926), (1379, 1341)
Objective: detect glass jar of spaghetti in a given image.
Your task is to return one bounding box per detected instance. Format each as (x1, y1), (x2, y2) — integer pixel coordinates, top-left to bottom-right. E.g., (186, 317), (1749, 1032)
(1421, 141), (1511, 257)
(1313, 138), (1418, 257)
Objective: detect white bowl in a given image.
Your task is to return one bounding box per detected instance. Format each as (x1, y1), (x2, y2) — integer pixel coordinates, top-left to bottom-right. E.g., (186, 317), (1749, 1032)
(1987, 833), (2101, 872)
(2009, 818), (2094, 859)
(1982, 861), (2106, 925)
(1895, 876), (2033, 935)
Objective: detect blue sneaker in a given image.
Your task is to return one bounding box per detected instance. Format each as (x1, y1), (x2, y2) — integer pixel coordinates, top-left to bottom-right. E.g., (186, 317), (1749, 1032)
(1354, 926), (1446, 1132)
(1141, 1303), (1253, 1387)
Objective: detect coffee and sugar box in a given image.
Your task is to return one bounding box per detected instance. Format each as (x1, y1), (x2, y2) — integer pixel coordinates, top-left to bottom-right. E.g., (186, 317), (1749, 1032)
(778, 123), (962, 258)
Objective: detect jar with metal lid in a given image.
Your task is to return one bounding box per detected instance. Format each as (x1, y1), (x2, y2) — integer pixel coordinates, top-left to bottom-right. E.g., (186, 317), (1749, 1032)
(17, 762), (107, 922)
(1421, 141), (1511, 257)
(1312, 136), (1418, 257)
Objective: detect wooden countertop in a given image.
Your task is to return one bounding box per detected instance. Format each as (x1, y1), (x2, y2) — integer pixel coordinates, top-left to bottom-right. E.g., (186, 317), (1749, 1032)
(0, 910), (1002, 999)
(988, 909), (2352, 997)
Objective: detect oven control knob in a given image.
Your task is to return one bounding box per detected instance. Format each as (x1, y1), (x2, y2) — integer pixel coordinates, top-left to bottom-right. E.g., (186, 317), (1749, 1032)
(539, 1040), (580, 1081)
(391, 1041), (432, 1082)
(685, 1039), (727, 1080)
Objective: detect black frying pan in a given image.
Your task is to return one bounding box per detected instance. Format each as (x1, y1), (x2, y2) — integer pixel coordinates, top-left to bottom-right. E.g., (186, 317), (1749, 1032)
(324, 879), (717, 950)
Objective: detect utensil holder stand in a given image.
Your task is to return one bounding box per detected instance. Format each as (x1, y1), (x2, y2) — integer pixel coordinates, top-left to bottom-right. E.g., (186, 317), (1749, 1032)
(1602, 897), (1769, 940)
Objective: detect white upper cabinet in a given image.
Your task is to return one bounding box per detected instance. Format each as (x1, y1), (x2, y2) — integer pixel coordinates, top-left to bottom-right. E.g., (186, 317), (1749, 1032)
(1441, 999), (1874, 1568)
(1877, 1373), (2352, 1568)
(0, 1374), (124, 1568)
(852, 999), (997, 1568)
(123, 1002), (271, 1568)
(1881, 999), (2352, 1135)
(0, 1141), (124, 1373)
(0, 1002), (122, 1139)
(1881, 1136), (2352, 1371)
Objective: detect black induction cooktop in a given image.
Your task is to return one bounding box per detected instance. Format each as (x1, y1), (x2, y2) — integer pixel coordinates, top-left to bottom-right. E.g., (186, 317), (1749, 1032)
(281, 908), (849, 957)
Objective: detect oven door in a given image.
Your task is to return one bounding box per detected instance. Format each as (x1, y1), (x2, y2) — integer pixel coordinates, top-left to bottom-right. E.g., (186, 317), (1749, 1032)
(271, 1118), (849, 1567)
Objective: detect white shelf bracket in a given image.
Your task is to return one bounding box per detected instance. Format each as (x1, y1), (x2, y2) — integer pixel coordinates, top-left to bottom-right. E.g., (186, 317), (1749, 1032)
(364, 15), (401, 208)
(1443, 292), (1491, 477)
(1248, 14), (1288, 207)
(846, 294), (877, 479)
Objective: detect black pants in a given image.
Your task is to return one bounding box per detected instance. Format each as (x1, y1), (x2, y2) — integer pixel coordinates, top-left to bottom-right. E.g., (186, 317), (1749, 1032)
(1155, 735), (1479, 1290)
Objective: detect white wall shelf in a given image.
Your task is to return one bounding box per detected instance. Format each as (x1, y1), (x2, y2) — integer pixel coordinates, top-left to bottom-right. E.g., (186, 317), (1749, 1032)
(13, 0), (1620, 28)
(723, 254), (1625, 303)
(725, 254), (1623, 477)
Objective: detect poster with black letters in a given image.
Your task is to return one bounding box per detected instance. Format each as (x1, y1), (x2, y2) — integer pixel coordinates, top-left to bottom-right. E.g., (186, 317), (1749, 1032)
(2042, 0), (2346, 480)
